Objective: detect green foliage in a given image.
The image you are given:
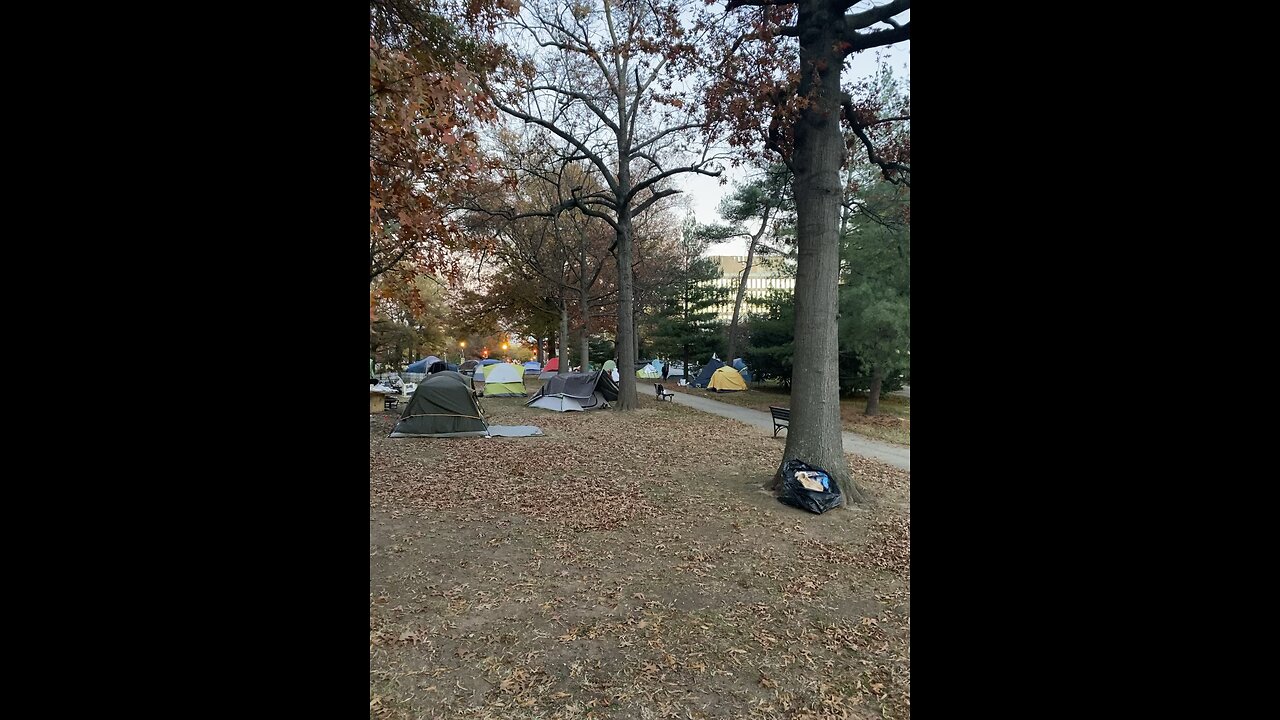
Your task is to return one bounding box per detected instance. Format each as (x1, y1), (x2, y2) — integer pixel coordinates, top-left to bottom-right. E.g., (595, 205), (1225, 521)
(644, 219), (729, 366)
(838, 181), (910, 392)
(588, 335), (616, 366)
(743, 290), (795, 388)
(743, 180), (909, 394)
(697, 164), (796, 256)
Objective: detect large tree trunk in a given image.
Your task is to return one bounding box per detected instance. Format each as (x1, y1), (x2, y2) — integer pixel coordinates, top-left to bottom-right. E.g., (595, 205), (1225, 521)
(558, 299), (570, 374)
(726, 237), (758, 362)
(579, 295), (591, 371)
(615, 211), (638, 409)
(537, 336), (546, 365)
(865, 368), (883, 416)
(772, 0), (867, 505)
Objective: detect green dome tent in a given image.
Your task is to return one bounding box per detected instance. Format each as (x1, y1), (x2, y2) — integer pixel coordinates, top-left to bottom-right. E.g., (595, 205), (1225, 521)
(389, 374), (488, 438)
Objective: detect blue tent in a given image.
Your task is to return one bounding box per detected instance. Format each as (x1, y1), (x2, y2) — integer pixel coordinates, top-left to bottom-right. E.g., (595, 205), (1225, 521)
(480, 359), (501, 366)
(732, 358), (746, 371)
(523, 361), (541, 370)
(405, 356), (441, 373)
(740, 367), (753, 383)
(650, 358), (665, 372)
(692, 358), (725, 388)
(446, 363), (458, 371)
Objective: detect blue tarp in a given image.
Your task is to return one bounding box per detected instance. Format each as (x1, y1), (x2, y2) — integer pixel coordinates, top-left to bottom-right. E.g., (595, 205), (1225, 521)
(740, 368), (753, 383)
(405, 355), (442, 373)
(732, 358), (746, 371)
(523, 361), (542, 370)
(480, 359), (501, 366)
(650, 358), (664, 372)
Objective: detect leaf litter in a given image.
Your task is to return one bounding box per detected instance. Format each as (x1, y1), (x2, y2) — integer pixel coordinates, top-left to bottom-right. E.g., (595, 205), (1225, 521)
(371, 390), (910, 719)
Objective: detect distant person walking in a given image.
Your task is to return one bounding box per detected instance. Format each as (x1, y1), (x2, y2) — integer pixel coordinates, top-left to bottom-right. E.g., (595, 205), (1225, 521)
(661, 359), (670, 381)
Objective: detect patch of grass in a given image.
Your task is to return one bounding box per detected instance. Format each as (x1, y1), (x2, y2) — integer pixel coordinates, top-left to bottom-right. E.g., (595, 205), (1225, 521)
(666, 380), (911, 446)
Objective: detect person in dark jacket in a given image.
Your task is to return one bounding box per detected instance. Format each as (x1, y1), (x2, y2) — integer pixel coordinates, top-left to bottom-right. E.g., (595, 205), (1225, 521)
(661, 359), (670, 381)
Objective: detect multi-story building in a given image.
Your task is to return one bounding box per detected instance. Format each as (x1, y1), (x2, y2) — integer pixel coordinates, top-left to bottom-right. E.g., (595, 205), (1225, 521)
(705, 255), (795, 322)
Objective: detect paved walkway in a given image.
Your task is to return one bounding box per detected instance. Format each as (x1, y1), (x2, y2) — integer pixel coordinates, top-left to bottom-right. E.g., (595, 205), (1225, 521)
(665, 391), (911, 471)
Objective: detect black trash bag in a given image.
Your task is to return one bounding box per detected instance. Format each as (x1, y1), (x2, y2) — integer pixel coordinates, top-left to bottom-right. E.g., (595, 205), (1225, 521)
(777, 459), (843, 514)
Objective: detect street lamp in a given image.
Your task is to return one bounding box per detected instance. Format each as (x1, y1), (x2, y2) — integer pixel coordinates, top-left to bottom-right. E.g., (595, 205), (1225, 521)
(459, 340), (466, 365)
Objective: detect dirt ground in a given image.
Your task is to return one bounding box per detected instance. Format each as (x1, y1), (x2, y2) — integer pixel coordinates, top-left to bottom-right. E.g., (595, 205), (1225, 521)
(371, 383), (910, 719)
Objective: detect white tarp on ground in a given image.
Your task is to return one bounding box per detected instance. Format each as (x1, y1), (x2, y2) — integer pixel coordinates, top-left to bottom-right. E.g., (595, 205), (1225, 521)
(486, 425), (545, 437)
(527, 395), (585, 412)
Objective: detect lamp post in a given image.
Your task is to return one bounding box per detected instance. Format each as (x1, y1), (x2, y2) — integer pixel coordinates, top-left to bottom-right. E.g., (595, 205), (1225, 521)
(459, 340), (466, 366)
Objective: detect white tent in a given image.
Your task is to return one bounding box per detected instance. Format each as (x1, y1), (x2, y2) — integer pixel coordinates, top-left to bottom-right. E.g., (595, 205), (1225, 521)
(481, 362), (527, 397)
(527, 395), (586, 412)
(482, 362), (524, 383)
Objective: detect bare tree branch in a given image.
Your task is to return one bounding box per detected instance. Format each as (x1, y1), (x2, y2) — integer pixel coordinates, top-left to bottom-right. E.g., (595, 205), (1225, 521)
(482, 79), (621, 193)
(529, 85), (620, 132)
(844, 21), (910, 52)
(844, 0), (910, 31)
(627, 162), (722, 202)
(633, 187), (682, 217)
(841, 93), (911, 186)
(726, 0), (796, 8)
(630, 123), (706, 155)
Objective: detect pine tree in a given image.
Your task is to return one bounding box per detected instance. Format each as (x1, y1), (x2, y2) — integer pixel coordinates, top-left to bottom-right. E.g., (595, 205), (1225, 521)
(646, 218), (728, 376)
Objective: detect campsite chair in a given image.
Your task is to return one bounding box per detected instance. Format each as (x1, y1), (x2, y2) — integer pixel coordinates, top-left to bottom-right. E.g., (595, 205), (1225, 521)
(655, 383), (675, 402)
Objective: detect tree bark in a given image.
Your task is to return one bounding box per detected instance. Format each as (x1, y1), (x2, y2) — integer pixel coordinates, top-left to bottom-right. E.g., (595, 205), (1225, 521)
(579, 298), (591, 371)
(865, 368), (882, 416)
(537, 336), (546, 365)
(772, 0), (868, 505)
(615, 210), (638, 409)
(725, 237), (758, 362)
(558, 298), (570, 374)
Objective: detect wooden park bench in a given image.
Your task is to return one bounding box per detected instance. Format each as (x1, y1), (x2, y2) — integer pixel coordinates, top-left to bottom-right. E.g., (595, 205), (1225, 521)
(769, 406), (790, 437)
(654, 383), (675, 402)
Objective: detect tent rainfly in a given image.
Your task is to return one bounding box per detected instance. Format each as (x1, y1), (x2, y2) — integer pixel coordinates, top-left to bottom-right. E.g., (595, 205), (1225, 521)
(405, 355), (442, 373)
(526, 371), (619, 412)
(389, 374), (488, 437)
(481, 362), (527, 397)
(708, 365), (748, 392)
(692, 358), (725, 388)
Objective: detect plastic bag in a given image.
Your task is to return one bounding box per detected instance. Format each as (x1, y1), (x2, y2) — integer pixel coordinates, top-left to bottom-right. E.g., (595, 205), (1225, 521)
(777, 459), (843, 514)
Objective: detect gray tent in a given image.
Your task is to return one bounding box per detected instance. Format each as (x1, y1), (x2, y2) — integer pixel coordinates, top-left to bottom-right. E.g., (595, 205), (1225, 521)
(431, 370), (474, 389)
(526, 371), (619, 412)
(389, 373), (488, 437)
